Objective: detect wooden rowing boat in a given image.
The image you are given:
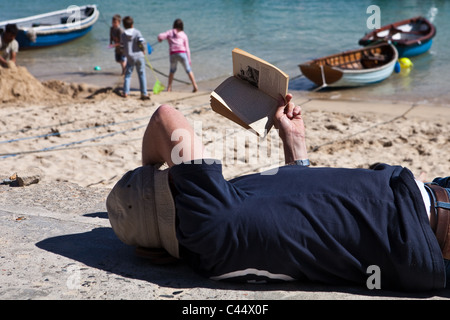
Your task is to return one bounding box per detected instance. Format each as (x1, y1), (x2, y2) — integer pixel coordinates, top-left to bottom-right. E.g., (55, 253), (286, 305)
(0, 5), (99, 49)
(299, 43), (398, 89)
(358, 16), (436, 57)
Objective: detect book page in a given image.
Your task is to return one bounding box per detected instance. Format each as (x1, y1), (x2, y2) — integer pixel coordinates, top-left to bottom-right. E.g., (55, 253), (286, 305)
(210, 91), (251, 130)
(212, 76), (277, 134)
(232, 48), (289, 100)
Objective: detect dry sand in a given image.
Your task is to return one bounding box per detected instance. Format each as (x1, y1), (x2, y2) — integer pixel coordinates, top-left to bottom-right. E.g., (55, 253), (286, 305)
(1, 64), (450, 300)
(0, 64), (449, 189)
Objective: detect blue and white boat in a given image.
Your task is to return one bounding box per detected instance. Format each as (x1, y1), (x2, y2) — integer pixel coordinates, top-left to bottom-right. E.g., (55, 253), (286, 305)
(358, 16), (436, 58)
(299, 43), (398, 89)
(0, 5), (99, 49)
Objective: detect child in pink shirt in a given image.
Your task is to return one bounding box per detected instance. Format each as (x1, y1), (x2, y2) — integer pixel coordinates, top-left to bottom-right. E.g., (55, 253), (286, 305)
(158, 19), (198, 92)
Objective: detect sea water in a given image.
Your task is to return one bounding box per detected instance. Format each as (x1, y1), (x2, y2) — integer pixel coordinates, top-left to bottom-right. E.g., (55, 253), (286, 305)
(1, 0), (449, 105)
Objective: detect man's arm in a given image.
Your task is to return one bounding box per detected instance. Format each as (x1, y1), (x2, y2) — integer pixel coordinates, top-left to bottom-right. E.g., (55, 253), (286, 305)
(273, 94), (309, 164)
(142, 97), (306, 167)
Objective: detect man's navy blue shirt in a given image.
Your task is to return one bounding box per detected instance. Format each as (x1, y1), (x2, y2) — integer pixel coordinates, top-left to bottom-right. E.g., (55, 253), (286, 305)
(170, 160), (445, 291)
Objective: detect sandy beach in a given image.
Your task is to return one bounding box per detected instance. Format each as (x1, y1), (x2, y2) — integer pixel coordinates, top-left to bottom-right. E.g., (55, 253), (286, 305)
(1, 64), (449, 189)
(1, 63), (450, 301)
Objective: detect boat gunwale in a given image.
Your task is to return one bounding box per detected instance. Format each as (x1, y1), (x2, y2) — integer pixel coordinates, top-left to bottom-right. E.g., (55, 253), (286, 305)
(299, 43), (398, 74)
(359, 16), (436, 47)
(0, 4), (98, 34)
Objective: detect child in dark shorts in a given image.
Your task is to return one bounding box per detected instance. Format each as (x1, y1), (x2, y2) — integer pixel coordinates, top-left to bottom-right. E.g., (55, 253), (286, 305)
(110, 14), (126, 75)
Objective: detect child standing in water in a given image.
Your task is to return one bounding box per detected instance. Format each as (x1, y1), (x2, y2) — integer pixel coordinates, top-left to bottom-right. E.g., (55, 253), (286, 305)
(121, 16), (149, 100)
(158, 19), (198, 92)
(109, 14), (126, 75)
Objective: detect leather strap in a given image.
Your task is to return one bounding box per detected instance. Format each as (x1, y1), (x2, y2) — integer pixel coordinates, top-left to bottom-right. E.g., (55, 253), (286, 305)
(425, 185), (438, 232)
(427, 184), (450, 259)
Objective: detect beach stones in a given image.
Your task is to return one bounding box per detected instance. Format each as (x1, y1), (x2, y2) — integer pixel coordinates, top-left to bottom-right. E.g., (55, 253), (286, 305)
(3, 167), (43, 187)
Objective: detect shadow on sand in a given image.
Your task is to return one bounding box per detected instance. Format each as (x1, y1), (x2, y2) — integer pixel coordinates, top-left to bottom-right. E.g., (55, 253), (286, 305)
(36, 211), (450, 299)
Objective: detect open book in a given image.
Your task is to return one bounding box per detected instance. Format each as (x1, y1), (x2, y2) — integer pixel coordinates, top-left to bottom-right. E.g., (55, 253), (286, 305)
(210, 48), (289, 136)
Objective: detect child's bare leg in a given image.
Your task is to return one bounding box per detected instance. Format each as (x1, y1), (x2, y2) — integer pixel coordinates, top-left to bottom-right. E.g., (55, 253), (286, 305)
(188, 71), (198, 92)
(167, 73), (174, 92)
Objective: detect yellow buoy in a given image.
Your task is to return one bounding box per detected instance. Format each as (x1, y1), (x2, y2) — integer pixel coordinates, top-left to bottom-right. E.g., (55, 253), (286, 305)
(398, 57), (413, 68)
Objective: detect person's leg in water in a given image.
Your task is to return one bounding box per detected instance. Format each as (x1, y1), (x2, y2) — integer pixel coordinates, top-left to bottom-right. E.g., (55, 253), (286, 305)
(122, 60), (135, 97)
(167, 53), (198, 92)
(167, 54), (178, 92)
(179, 53), (198, 92)
(136, 57), (149, 100)
(188, 70), (198, 92)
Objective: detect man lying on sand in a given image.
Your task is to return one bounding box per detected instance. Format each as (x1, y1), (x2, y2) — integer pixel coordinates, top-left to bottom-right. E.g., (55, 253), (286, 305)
(106, 93), (450, 292)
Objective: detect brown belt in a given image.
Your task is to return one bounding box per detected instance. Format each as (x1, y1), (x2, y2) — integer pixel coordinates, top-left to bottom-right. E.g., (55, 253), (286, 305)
(425, 184), (450, 259)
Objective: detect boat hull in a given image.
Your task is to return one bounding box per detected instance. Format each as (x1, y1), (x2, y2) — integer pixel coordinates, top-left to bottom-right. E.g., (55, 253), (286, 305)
(15, 25), (94, 48)
(396, 39), (433, 57)
(0, 5), (99, 49)
(299, 43), (398, 88)
(328, 61), (396, 87)
(358, 16), (436, 57)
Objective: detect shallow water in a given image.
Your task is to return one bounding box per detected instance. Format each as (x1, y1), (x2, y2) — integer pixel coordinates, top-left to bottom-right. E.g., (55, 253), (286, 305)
(1, 0), (449, 105)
